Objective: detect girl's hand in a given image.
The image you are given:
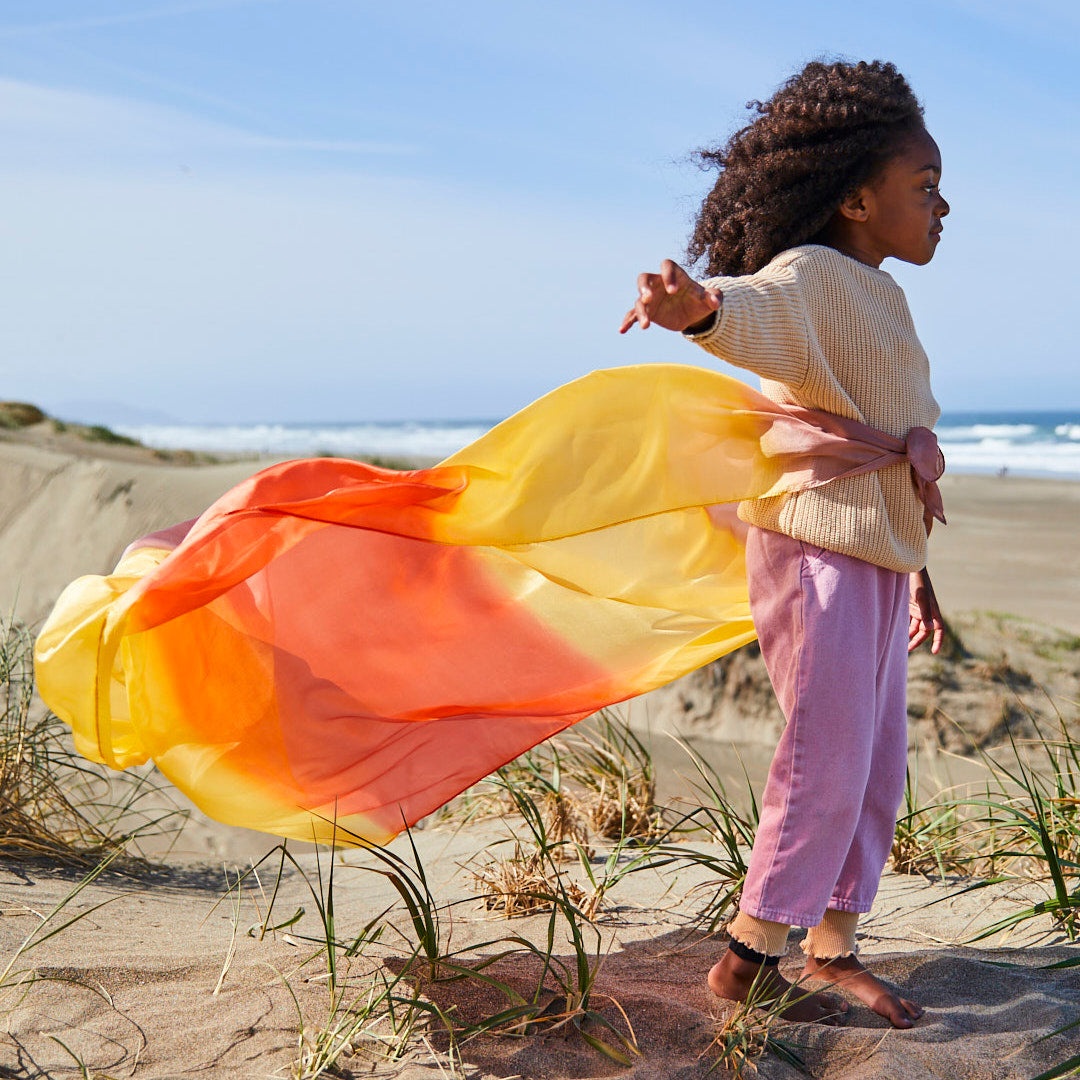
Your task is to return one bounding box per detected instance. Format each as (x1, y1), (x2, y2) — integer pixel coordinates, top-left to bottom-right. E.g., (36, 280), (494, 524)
(908, 568), (944, 654)
(619, 259), (721, 334)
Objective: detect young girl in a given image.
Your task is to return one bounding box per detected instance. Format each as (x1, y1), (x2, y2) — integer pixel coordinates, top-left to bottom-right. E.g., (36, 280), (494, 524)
(34, 54), (945, 1035)
(620, 59), (948, 1028)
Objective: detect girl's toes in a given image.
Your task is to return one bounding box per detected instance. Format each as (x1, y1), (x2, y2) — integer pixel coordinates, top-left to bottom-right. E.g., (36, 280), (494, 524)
(806, 998), (845, 1025)
(872, 991), (916, 1028)
(901, 998), (924, 1020)
(814, 993), (849, 1023)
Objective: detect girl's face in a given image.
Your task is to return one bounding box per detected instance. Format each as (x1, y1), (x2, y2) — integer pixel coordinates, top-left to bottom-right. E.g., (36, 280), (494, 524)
(864, 128), (950, 266)
(831, 127), (950, 268)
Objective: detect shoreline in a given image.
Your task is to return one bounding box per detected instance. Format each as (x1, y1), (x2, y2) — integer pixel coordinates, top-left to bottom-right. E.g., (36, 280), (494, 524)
(3, 426), (1078, 634)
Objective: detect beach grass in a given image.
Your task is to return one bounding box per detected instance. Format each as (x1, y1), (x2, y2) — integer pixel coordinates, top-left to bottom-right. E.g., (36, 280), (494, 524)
(890, 700), (1080, 946)
(953, 712), (1080, 943)
(6, 611), (1080, 1076)
(440, 708), (663, 847)
(648, 740), (760, 932)
(703, 969), (811, 1077)
(1, 618), (185, 864)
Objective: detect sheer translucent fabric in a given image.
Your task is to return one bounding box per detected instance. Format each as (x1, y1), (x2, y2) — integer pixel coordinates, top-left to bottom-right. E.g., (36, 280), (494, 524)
(34, 364), (942, 846)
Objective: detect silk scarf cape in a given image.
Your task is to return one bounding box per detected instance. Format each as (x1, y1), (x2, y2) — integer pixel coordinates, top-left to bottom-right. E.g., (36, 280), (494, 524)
(34, 364), (944, 847)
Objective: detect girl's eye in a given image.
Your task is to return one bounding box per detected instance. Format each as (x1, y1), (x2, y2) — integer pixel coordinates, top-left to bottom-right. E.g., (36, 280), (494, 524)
(923, 184), (940, 195)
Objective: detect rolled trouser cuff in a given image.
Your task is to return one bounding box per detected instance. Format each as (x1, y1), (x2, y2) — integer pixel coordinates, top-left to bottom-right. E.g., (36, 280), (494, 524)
(802, 908), (859, 960)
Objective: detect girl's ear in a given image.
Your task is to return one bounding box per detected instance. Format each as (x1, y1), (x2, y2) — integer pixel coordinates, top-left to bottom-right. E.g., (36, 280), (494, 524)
(836, 186), (871, 223)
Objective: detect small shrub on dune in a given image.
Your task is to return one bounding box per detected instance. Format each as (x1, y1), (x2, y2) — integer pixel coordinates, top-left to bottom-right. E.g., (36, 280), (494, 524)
(0, 402), (45, 429)
(470, 840), (590, 918)
(82, 423), (141, 447)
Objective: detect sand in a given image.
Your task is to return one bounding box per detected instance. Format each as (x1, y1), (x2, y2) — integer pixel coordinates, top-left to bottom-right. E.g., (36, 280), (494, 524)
(3, 831), (1078, 1079)
(931, 473), (1080, 638)
(1, 427), (1079, 1078)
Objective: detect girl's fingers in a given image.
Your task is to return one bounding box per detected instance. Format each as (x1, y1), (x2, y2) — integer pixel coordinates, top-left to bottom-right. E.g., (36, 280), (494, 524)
(660, 259), (684, 293)
(624, 266), (715, 332)
(620, 274), (662, 332)
(637, 272), (662, 298)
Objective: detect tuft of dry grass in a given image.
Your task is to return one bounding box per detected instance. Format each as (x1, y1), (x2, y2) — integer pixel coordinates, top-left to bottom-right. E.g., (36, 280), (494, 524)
(538, 790), (592, 860)
(890, 754), (977, 879)
(441, 710), (663, 851)
(1, 620), (117, 861)
(469, 841), (589, 918)
(558, 712), (663, 842)
(1, 618), (185, 864)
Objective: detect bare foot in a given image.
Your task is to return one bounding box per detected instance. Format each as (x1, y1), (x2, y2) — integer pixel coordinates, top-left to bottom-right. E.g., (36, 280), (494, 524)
(802, 953), (923, 1029)
(708, 949), (848, 1025)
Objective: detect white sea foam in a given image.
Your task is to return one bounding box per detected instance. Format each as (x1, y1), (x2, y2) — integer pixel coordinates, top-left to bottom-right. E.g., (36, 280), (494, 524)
(937, 437), (1080, 477)
(935, 423), (1038, 441)
(115, 421), (493, 460)
(117, 414), (1080, 479)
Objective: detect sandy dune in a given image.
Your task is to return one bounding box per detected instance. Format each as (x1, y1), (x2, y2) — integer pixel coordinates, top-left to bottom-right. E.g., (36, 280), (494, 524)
(2, 428), (1078, 1078)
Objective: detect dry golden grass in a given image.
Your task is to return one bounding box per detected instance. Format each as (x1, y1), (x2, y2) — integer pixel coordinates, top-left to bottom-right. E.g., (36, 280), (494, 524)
(538, 790), (592, 860)
(579, 776), (661, 842)
(469, 841), (590, 918)
(0, 621), (118, 861)
(1, 619), (184, 864)
(702, 979), (808, 1079)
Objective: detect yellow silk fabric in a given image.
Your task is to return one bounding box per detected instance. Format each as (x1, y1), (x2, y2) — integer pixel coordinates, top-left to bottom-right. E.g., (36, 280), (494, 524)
(35, 364), (815, 845)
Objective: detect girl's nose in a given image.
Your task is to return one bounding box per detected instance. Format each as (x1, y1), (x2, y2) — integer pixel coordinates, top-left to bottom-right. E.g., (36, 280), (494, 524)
(937, 195), (950, 218)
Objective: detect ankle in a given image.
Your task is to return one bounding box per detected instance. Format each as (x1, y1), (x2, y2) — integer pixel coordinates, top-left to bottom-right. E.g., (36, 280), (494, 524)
(805, 952), (862, 971)
(728, 936), (782, 969)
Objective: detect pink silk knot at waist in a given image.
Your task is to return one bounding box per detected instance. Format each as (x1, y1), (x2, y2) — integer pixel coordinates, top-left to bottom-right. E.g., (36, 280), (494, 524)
(753, 401), (946, 532)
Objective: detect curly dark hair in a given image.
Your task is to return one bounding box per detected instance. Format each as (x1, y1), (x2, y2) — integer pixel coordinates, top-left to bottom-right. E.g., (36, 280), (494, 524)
(687, 60), (924, 277)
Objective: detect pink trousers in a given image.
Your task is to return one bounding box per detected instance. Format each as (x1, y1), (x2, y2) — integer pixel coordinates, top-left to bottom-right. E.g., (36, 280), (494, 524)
(739, 526), (910, 928)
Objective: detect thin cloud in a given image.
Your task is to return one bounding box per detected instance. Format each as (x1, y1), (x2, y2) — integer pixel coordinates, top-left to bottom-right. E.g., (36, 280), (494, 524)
(32, 33), (268, 122)
(0, 0), (282, 37)
(244, 135), (419, 155)
(0, 77), (420, 164)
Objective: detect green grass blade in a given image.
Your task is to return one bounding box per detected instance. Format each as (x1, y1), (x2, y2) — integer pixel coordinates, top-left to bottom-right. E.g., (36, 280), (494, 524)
(1027, 1054), (1080, 1080)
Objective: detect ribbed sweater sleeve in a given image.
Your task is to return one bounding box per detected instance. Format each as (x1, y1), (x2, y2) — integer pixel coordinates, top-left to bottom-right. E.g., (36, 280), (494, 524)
(684, 261), (810, 386)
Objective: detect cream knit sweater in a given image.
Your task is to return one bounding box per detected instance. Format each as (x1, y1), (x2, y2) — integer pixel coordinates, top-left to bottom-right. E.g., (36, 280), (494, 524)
(685, 244), (940, 573)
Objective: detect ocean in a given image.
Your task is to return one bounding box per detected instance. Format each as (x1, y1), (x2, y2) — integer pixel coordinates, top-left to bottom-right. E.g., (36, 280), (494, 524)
(115, 410), (1080, 480)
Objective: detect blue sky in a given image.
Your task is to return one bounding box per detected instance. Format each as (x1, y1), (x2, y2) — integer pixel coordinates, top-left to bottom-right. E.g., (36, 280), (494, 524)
(1, 0), (1077, 422)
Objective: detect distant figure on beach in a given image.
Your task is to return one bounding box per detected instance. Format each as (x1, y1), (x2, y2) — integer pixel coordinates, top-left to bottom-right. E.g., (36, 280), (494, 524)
(621, 59), (948, 1028)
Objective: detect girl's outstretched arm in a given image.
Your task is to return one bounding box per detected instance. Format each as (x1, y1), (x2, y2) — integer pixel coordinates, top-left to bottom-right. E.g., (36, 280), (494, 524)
(908, 568), (944, 654)
(619, 259), (721, 334)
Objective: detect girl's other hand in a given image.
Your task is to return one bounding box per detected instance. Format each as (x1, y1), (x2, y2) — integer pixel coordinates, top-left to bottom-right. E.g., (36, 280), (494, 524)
(619, 259), (721, 334)
(908, 568), (943, 654)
